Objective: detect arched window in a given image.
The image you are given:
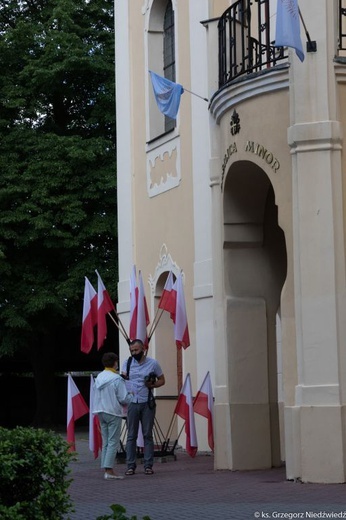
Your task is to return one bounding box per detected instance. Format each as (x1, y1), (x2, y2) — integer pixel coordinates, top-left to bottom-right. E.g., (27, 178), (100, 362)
(163, 1), (175, 132)
(147, 0), (177, 140)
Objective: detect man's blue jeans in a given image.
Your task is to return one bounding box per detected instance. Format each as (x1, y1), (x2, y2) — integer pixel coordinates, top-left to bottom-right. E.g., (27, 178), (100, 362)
(126, 402), (155, 470)
(98, 412), (122, 469)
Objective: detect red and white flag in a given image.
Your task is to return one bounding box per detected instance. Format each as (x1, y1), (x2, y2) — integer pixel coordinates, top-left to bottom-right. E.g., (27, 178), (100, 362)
(193, 371), (214, 451)
(89, 375), (102, 459)
(136, 271), (150, 347)
(81, 277), (98, 354)
(174, 373), (197, 457)
(96, 270), (115, 350)
(173, 273), (190, 349)
(67, 374), (89, 452)
(129, 265), (138, 340)
(158, 271), (176, 319)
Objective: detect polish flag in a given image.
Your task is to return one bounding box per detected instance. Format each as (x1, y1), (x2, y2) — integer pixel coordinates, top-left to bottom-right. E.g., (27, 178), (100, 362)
(158, 271), (176, 318)
(173, 273), (190, 349)
(193, 372), (214, 451)
(174, 373), (197, 457)
(81, 277), (98, 354)
(89, 375), (102, 459)
(67, 374), (89, 452)
(129, 265), (138, 340)
(136, 271), (150, 347)
(96, 270), (115, 350)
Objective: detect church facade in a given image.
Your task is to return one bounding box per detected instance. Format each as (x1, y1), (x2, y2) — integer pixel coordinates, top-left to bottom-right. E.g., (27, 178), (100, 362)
(115, 0), (346, 483)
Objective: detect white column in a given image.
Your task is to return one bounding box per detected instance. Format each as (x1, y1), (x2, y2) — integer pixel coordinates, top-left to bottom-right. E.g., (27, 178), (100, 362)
(189, 1), (215, 427)
(287, 0), (346, 482)
(209, 115), (233, 469)
(115, 1), (134, 361)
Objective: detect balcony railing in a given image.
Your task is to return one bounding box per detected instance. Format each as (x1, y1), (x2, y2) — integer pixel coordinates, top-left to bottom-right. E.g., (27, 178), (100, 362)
(339, 0), (346, 51)
(218, 0), (287, 88)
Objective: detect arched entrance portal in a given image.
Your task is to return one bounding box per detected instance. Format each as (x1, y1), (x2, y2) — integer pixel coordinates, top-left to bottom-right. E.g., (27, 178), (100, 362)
(223, 160), (287, 469)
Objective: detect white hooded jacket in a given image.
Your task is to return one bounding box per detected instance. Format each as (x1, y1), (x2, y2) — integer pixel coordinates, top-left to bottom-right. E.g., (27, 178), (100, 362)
(93, 370), (132, 417)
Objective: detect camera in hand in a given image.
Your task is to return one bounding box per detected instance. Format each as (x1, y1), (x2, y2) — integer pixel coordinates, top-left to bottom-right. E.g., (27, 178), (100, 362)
(144, 372), (157, 384)
(145, 372), (157, 410)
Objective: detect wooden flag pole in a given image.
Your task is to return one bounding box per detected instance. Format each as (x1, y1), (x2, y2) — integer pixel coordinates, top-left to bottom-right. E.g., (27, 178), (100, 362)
(110, 310), (128, 338)
(114, 310), (130, 340)
(148, 270), (176, 340)
(148, 307), (165, 341)
(107, 311), (130, 343)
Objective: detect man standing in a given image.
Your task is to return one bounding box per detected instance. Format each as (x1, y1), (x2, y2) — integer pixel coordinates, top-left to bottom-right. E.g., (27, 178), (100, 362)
(122, 339), (165, 475)
(93, 352), (132, 480)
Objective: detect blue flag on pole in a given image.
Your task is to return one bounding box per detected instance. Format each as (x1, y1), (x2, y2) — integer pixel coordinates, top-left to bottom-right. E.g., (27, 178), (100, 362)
(149, 71), (184, 119)
(275, 0), (304, 62)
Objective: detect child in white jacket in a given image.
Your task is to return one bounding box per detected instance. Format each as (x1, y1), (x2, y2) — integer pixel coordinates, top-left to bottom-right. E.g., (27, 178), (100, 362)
(93, 352), (132, 480)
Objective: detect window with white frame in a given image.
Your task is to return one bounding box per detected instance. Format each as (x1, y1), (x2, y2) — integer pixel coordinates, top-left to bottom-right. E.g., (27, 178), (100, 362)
(148, 0), (177, 141)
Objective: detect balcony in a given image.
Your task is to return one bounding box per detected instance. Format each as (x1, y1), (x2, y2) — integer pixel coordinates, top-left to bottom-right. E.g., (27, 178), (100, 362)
(339, 0), (346, 54)
(218, 0), (287, 88)
(218, 0), (346, 85)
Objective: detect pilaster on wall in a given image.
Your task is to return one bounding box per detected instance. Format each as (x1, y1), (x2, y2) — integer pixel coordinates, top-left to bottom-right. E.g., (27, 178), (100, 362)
(288, 119), (346, 482)
(205, 0), (234, 466)
(115, 1), (134, 361)
(287, 0), (346, 482)
(209, 155), (233, 470)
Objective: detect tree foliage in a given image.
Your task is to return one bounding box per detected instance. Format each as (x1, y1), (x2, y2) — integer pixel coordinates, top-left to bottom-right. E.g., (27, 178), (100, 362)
(0, 426), (73, 519)
(0, 0), (117, 383)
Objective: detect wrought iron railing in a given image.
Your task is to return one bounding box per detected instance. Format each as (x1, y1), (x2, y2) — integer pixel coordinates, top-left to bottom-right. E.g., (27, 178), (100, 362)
(218, 0), (287, 88)
(339, 0), (346, 51)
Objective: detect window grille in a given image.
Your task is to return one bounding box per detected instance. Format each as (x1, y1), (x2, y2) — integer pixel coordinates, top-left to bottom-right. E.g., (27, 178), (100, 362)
(339, 0), (346, 52)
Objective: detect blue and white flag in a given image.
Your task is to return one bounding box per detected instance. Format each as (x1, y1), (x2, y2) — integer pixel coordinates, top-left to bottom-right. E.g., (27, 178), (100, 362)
(149, 71), (184, 119)
(275, 0), (304, 62)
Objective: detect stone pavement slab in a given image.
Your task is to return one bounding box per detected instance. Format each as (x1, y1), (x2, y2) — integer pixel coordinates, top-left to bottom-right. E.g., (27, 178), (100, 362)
(66, 436), (346, 520)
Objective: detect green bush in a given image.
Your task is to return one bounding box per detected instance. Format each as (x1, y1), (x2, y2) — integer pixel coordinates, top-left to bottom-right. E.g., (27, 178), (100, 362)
(0, 426), (74, 520)
(96, 504), (151, 520)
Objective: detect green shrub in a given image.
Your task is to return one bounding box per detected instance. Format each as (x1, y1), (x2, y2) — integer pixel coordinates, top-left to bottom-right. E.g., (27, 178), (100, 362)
(96, 504), (151, 520)
(0, 426), (74, 520)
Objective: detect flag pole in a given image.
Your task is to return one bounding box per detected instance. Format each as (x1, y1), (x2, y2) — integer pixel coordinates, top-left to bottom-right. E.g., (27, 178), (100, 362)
(164, 411), (178, 442)
(298, 7), (317, 52)
(148, 271), (175, 340)
(107, 311), (130, 342)
(194, 372), (209, 398)
(175, 423), (185, 443)
(112, 309), (130, 340)
(183, 87), (208, 103)
(147, 307), (165, 341)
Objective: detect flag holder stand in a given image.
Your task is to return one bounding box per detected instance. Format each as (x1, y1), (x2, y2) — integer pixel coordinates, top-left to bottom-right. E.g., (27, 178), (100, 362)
(299, 7), (317, 53)
(116, 413), (181, 464)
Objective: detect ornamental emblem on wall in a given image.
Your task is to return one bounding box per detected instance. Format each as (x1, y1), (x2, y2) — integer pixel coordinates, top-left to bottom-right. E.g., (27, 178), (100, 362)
(230, 110), (240, 136)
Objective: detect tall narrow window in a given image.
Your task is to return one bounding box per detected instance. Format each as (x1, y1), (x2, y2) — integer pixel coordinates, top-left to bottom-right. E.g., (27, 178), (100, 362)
(163, 1), (175, 132)
(147, 0), (178, 140)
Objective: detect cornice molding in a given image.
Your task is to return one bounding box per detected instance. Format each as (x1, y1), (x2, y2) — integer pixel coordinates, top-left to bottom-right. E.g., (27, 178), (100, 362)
(210, 65), (290, 124)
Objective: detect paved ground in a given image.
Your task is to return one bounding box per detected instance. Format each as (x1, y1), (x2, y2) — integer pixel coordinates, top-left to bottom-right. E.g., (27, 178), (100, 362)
(66, 433), (346, 520)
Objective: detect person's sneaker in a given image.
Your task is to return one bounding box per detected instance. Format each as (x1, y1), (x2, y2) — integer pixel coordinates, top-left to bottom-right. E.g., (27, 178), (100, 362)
(104, 473), (124, 480)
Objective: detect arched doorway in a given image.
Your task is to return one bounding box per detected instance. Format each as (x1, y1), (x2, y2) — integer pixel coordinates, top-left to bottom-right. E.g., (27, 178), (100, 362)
(151, 270), (181, 443)
(223, 160), (287, 469)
